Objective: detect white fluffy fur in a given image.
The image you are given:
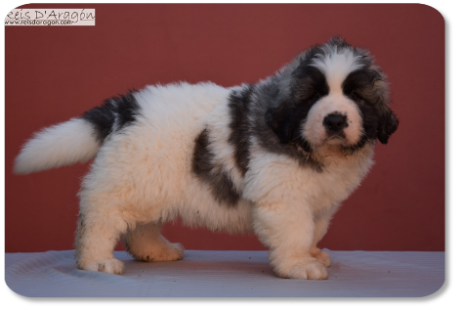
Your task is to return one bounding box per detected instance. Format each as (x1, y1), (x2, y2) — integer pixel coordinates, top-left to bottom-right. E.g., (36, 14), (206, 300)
(15, 48), (380, 280)
(14, 118), (100, 174)
(312, 47), (363, 88)
(244, 138), (373, 279)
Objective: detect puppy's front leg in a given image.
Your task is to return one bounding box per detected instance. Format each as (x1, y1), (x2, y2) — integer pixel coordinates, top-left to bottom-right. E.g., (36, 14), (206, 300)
(253, 203), (328, 280)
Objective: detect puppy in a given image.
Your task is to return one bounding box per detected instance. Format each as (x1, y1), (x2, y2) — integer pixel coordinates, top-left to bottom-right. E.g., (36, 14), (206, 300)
(14, 37), (398, 280)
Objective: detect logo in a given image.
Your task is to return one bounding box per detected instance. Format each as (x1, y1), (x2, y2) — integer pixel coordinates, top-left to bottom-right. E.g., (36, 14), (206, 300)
(5, 9), (96, 26)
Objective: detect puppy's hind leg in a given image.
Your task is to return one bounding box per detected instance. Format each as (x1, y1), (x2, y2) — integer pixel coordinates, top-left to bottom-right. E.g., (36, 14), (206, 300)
(121, 222), (184, 262)
(75, 201), (129, 275)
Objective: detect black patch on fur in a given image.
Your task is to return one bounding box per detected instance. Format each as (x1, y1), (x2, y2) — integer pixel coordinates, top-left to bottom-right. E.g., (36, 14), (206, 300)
(342, 69), (398, 146)
(259, 64), (329, 171)
(327, 36), (352, 51)
(377, 111), (399, 144)
(228, 84), (254, 175)
(192, 128), (241, 206)
(82, 90), (139, 142)
(289, 66), (330, 149)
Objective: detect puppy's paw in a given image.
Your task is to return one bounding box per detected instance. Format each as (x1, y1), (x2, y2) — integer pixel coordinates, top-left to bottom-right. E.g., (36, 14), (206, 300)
(80, 258), (124, 275)
(168, 242), (185, 261)
(136, 242), (184, 262)
(311, 248), (331, 267)
(277, 260), (328, 280)
(151, 242), (184, 262)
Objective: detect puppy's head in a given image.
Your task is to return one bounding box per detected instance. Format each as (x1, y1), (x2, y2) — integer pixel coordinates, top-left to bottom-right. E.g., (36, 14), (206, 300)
(265, 37), (398, 152)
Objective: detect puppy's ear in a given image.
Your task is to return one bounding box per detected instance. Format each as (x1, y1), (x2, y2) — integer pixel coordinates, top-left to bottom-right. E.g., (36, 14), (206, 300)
(378, 108), (399, 144)
(265, 102), (293, 144)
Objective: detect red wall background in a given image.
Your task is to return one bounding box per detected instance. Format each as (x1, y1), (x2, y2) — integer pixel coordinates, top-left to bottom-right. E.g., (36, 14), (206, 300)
(5, 4), (444, 252)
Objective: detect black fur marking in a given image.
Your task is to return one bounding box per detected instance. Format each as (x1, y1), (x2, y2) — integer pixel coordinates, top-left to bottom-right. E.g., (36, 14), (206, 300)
(82, 103), (115, 142)
(327, 36), (352, 52)
(377, 111), (399, 144)
(82, 90), (139, 143)
(228, 84), (254, 175)
(342, 69), (398, 145)
(192, 128), (241, 206)
(289, 66), (330, 151)
(257, 64), (329, 171)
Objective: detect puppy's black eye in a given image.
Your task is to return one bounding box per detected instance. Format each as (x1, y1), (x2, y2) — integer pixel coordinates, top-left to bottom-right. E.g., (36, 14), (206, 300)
(313, 91), (324, 99)
(350, 91), (362, 100)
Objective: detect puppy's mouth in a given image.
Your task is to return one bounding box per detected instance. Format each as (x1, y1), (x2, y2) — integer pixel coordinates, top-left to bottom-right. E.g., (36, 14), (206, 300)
(324, 132), (347, 145)
(328, 134), (345, 140)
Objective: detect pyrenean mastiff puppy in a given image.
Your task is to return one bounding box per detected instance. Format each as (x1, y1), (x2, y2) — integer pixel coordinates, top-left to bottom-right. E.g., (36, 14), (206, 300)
(14, 37), (398, 280)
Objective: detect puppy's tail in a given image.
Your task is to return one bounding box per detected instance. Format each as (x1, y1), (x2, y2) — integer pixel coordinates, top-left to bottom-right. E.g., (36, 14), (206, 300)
(14, 118), (100, 174)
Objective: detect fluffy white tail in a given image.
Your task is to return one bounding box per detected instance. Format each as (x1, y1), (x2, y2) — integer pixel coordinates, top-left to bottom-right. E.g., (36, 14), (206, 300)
(14, 118), (100, 174)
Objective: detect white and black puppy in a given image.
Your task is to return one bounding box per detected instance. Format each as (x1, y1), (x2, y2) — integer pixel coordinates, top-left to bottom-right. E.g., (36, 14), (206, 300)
(14, 37), (398, 280)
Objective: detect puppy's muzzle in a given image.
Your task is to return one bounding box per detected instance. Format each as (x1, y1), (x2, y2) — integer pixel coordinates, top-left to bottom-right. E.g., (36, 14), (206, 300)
(323, 113), (348, 138)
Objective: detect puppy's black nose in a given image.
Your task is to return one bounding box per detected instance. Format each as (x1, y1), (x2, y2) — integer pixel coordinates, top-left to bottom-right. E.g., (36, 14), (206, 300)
(323, 114), (348, 132)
